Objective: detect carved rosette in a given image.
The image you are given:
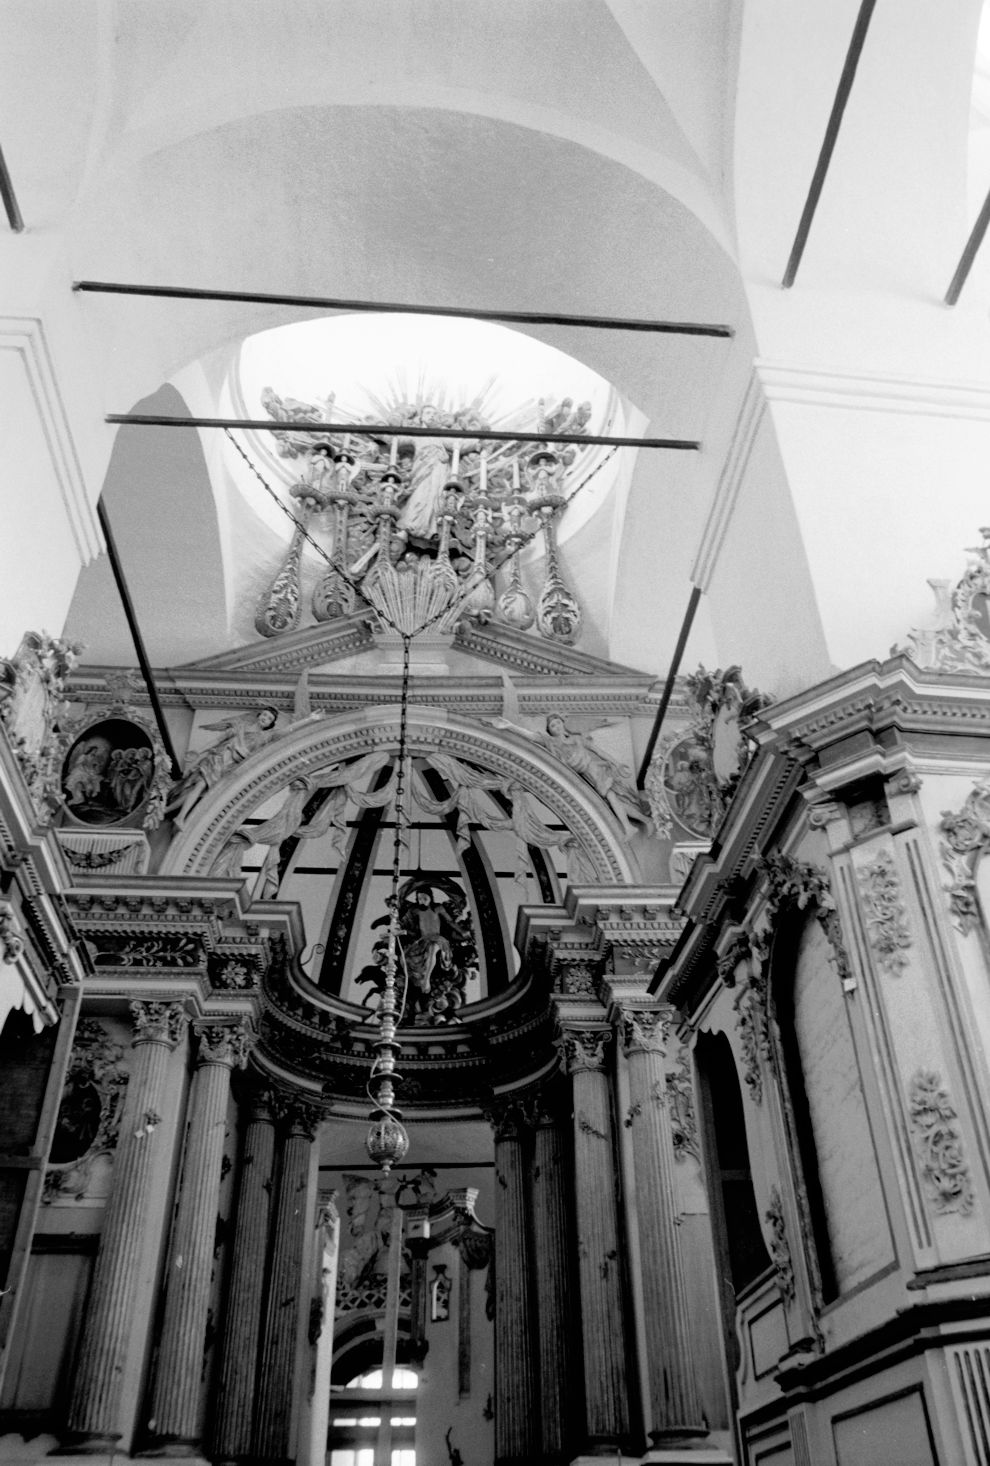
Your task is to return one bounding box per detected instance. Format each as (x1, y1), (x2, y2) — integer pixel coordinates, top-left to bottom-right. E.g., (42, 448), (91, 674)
(765, 1186), (795, 1304)
(551, 956), (602, 998)
(556, 1026), (611, 1075)
(940, 777), (990, 934)
(907, 1069), (975, 1216)
(857, 848), (912, 976)
(194, 1020), (255, 1069)
(130, 1000), (189, 1048)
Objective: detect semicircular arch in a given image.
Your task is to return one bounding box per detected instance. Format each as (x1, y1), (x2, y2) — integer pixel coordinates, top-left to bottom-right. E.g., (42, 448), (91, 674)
(161, 705), (637, 885)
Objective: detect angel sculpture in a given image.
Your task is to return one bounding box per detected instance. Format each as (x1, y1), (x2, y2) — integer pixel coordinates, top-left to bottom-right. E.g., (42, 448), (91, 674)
(497, 713), (652, 840)
(167, 672), (321, 828)
(260, 386), (337, 458)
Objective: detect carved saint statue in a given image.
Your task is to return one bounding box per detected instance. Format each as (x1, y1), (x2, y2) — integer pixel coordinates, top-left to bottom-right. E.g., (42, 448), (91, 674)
(497, 713), (653, 839)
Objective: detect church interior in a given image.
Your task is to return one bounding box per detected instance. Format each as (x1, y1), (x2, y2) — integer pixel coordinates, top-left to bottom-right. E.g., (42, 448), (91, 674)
(5, 4), (990, 1464)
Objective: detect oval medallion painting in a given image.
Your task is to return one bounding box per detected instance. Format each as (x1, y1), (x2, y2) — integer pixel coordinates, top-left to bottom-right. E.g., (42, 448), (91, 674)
(61, 718), (155, 825)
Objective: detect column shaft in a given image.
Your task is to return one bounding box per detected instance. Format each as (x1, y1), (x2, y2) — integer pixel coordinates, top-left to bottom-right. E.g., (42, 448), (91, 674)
(212, 1088), (277, 1461)
(65, 1002), (188, 1450)
(254, 1101), (321, 1464)
(623, 1012), (707, 1442)
(531, 1110), (573, 1461)
(148, 1024), (251, 1447)
(491, 1105), (538, 1466)
(563, 1029), (629, 1450)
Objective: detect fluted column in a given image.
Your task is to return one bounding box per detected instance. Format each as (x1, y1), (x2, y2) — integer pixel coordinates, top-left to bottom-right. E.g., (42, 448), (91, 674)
(64, 1001), (189, 1451)
(489, 1099), (539, 1466)
(530, 1093), (574, 1463)
(212, 1082), (277, 1462)
(146, 1020), (254, 1450)
(620, 1005), (707, 1445)
(254, 1096), (323, 1466)
(558, 1025), (629, 1453)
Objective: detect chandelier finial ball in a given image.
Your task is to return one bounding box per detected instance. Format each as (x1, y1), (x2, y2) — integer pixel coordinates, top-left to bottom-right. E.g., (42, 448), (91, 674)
(367, 1113), (410, 1172)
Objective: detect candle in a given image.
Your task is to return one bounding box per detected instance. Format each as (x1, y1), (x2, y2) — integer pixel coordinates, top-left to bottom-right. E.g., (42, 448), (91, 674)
(451, 444), (461, 480)
(389, 434), (398, 468)
(512, 458), (520, 492)
(480, 450), (488, 494)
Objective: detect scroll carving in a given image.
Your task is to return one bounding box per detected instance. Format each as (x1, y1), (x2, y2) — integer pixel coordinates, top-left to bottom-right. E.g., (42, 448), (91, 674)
(940, 776), (990, 933)
(765, 1186), (795, 1304)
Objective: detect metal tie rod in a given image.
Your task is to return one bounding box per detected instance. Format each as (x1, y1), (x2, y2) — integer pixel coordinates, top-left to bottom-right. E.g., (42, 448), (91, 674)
(74, 279), (734, 339)
(105, 413), (700, 451)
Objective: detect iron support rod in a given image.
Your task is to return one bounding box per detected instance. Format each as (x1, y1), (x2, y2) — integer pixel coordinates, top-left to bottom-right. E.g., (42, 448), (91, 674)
(106, 413), (698, 452)
(945, 184), (990, 306)
(96, 500), (182, 779)
(73, 279), (734, 338)
(781, 0), (876, 289)
(636, 584), (702, 788)
(0, 143), (24, 232)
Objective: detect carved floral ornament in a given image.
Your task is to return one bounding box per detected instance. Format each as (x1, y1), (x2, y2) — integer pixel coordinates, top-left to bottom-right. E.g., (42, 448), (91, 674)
(619, 1007), (670, 1056)
(765, 1186), (796, 1304)
(856, 847), (912, 976)
(940, 776), (990, 934)
(907, 1069), (975, 1217)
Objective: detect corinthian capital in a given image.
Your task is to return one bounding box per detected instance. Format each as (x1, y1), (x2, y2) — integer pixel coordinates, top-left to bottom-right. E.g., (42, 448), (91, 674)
(556, 1025), (611, 1075)
(271, 1091), (325, 1140)
(618, 1006), (670, 1057)
(194, 1019), (255, 1069)
(130, 1000), (189, 1049)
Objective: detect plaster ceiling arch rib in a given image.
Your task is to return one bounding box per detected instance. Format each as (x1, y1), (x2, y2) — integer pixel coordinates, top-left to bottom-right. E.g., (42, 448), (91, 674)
(160, 706), (637, 887)
(71, 106), (749, 424)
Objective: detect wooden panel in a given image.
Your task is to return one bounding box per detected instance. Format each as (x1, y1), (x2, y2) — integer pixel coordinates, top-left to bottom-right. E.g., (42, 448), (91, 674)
(832, 1386), (937, 1466)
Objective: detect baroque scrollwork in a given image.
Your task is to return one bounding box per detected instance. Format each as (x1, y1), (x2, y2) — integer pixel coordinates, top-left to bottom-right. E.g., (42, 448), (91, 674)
(765, 1186), (795, 1304)
(940, 776), (990, 934)
(43, 1019), (129, 1203)
(857, 848), (912, 976)
(907, 1069), (975, 1217)
(899, 527), (990, 673)
(645, 664), (770, 841)
(0, 631), (82, 822)
(257, 386), (595, 647)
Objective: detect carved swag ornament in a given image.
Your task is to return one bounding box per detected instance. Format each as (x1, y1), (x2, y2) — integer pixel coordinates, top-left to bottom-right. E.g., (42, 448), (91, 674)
(907, 1069), (975, 1217)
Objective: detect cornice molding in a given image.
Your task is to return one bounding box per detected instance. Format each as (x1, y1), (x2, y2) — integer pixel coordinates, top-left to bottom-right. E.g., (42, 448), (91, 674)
(755, 359), (990, 421)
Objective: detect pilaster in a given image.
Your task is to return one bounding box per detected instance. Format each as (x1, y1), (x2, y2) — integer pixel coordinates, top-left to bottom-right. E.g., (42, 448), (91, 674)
(144, 1020), (254, 1452)
(487, 1097), (539, 1466)
(212, 1081), (278, 1463)
(254, 1094), (323, 1466)
(63, 1001), (189, 1453)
